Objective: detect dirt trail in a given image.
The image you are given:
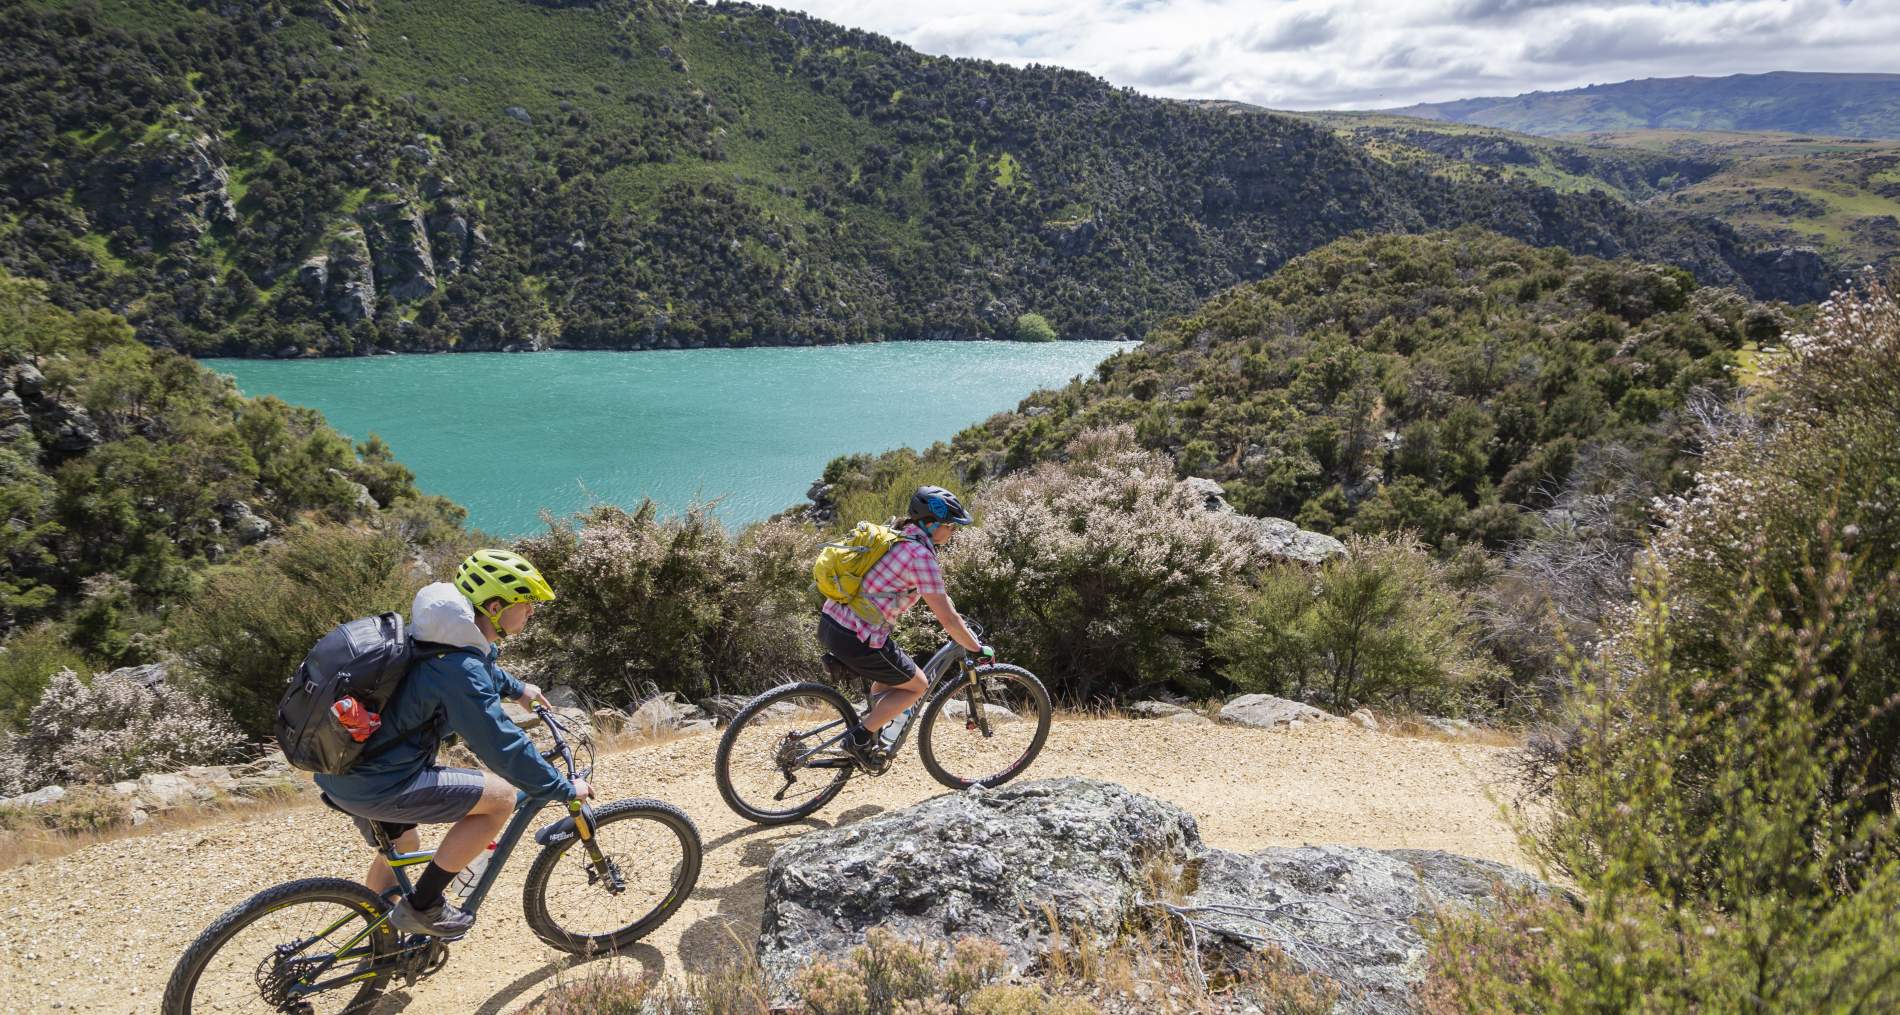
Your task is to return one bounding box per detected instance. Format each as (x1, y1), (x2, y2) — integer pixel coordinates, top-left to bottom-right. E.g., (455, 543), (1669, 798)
(0, 717), (1524, 1013)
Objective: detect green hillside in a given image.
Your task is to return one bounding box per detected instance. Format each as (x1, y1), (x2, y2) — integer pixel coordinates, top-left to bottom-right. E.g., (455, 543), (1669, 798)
(0, 1), (1826, 357)
(1246, 109), (1899, 275)
(1387, 72), (1900, 139)
(824, 229), (1789, 552)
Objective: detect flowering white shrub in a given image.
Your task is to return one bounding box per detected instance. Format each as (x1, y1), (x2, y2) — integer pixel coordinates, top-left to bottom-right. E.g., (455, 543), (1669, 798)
(3, 668), (244, 791)
(945, 427), (1260, 701)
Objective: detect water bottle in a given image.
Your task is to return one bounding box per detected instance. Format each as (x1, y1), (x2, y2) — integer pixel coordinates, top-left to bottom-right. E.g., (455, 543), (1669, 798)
(881, 705), (916, 749)
(450, 841), (498, 901)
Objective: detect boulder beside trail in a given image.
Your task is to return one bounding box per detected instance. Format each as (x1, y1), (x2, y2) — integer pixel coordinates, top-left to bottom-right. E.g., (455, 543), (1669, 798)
(756, 778), (1550, 1013)
(1183, 845), (1553, 1014)
(1219, 693), (1339, 729)
(758, 778), (1201, 986)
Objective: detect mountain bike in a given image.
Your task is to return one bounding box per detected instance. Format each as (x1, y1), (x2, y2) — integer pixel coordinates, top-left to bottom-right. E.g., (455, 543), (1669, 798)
(714, 633), (1052, 824)
(162, 705), (701, 1014)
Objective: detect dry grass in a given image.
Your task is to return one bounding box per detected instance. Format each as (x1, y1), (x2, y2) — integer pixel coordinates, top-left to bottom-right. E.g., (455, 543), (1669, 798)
(0, 780), (312, 871)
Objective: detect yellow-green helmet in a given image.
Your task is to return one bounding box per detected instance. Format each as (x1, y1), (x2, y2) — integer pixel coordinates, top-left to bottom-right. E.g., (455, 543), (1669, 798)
(454, 549), (555, 623)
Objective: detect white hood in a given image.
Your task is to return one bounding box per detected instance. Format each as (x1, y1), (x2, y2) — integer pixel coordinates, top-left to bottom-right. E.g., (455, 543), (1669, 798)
(410, 581), (490, 652)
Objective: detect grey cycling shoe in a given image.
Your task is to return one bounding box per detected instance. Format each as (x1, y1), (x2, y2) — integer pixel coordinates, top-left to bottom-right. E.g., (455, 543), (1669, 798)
(840, 729), (890, 774)
(387, 897), (475, 937)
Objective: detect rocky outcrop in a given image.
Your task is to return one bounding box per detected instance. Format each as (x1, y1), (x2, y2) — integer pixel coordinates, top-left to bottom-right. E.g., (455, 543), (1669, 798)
(359, 199), (438, 303)
(757, 779), (1550, 1012)
(325, 226), (376, 321)
(7, 361), (100, 456)
(1748, 245), (1832, 303)
(426, 199), (474, 276)
(217, 501), (272, 545)
(1219, 693), (1339, 729)
(1181, 477), (1347, 564)
(759, 778), (1201, 985)
(88, 132), (237, 247)
(1184, 845), (1551, 1014)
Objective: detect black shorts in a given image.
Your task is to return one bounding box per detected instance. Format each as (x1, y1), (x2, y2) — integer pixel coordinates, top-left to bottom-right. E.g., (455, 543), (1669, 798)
(818, 612), (920, 686)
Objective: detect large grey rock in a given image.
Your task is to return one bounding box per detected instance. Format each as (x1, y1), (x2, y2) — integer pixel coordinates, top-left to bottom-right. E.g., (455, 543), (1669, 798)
(759, 778), (1201, 986)
(1, 785), (66, 809)
(325, 226), (376, 321)
(31, 399), (101, 454)
(10, 362), (45, 398)
(0, 390), (29, 443)
(220, 501), (272, 545)
(1220, 693), (1338, 729)
(359, 199), (438, 302)
(1231, 515), (1348, 564)
(104, 662), (169, 690)
(1128, 700), (1191, 718)
(1184, 845), (1550, 1014)
(1181, 476), (1231, 513)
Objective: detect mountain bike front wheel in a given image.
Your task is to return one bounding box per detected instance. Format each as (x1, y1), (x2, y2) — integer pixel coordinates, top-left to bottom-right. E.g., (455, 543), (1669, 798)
(917, 663), (1052, 791)
(522, 798), (702, 955)
(162, 877), (395, 1015)
(714, 681), (859, 824)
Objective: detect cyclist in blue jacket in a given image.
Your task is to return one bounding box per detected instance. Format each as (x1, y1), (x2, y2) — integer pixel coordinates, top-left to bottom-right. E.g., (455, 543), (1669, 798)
(315, 549), (592, 937)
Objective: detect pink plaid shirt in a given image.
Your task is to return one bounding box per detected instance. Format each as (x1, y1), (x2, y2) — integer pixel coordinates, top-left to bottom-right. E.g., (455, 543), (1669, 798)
(822, 524), (945, 648)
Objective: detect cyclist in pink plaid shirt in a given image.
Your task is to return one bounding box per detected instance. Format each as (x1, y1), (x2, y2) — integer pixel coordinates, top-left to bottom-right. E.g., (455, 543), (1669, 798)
(819, 485), (992, 767)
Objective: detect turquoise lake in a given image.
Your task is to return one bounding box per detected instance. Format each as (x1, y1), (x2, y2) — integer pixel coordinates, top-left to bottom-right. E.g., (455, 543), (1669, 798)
(206, 342), (1135, 535)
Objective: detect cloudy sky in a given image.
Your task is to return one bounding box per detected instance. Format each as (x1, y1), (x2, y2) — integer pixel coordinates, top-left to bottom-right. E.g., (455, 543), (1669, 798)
(774, 0), (1900, 110)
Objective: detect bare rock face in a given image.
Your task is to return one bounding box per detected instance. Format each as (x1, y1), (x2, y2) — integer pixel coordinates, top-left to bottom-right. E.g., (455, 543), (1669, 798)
(359, 199), (438, 303)
(758, 778), (1201, 986)
(325, 227), (376, 321)
(426, 200), (473, 276)
(89, 132), (237, 246)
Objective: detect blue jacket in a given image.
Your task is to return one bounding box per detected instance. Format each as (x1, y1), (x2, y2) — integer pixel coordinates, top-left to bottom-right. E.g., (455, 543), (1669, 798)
(315, 584), (572, 810)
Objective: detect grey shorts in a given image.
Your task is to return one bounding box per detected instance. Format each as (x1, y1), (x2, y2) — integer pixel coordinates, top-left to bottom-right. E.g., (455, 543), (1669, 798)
(323, 766), (487, 849)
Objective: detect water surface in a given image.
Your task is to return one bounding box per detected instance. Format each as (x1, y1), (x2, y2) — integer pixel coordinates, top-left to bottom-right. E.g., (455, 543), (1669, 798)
(207, 342), (1134, 534)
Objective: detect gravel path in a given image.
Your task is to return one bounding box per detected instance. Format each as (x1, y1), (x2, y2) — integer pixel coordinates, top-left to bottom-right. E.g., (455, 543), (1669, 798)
(0, 717), (1523, 1013)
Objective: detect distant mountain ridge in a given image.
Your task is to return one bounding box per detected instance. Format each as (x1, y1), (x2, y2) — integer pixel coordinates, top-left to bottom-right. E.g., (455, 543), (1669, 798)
(1386, 72), (1900, 139)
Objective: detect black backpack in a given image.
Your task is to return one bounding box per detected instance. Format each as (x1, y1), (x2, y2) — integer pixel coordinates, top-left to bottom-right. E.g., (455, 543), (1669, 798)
(274, 613), (421, 775)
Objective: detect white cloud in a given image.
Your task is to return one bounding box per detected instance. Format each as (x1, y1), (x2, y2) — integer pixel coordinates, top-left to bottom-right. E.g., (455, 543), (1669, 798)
(771, 0), (1900, 109)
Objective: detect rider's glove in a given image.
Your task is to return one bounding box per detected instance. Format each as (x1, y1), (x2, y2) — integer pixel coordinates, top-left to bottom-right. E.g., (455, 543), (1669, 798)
(974, 644), (996, 660)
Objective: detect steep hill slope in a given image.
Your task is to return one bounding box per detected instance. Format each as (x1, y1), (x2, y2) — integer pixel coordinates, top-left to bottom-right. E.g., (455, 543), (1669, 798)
(0, 1), (1822, 358)
(1386, 71), (1900, 139)
(816, 230), (1783, 552)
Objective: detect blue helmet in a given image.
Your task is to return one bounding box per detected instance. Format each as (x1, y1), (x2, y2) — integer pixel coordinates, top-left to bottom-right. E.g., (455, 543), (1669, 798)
(909, 485), (973, 526)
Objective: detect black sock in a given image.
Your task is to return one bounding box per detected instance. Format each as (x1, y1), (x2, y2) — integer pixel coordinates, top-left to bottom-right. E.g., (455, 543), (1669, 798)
(848, 725), (874, 747)
(411, 861), (458, 911)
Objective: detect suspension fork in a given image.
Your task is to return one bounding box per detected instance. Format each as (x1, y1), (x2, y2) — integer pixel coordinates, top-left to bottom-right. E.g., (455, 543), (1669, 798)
(568, 799), (623, 891)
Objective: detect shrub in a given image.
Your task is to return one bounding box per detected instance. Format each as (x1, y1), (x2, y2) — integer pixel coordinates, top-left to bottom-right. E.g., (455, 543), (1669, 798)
(1424, 549), (1900, 1011)
(1213, 534), (1499, 713)
(2, 668), (244, 791)
(0, 784), (130, 835)
(1641, 268), (1900, 855)
(0, 622), (89, 731)
(945, 428), (1258, 701)
(170, 527), (421, 739)
(514, 503), (817, 706)
(1012, 313), (1058, 342)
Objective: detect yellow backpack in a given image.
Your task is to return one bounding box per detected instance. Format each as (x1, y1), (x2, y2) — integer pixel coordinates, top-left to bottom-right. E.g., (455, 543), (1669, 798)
(813, 522), (930, 626)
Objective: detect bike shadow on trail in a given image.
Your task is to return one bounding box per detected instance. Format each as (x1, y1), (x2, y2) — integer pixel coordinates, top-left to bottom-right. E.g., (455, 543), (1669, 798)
(368, 942), (664, 1015)
(675, 802), (886, 972)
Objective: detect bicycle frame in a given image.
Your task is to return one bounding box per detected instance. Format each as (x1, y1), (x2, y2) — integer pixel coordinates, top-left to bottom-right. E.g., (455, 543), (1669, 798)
(284, 707), (601, 1000)
(792, 640), (979, 767)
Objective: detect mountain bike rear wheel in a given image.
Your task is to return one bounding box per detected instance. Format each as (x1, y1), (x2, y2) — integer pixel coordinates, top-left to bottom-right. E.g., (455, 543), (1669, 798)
(522, 798), (702, 954)
(714, 681), (859, 824)
(917, 663), (1052, 791)
(162, 877), (394, 1015)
